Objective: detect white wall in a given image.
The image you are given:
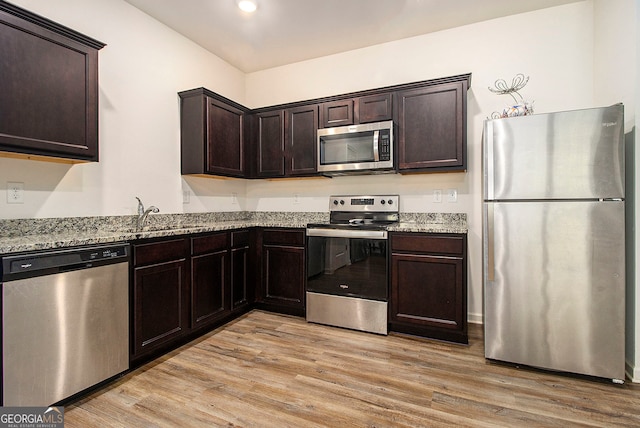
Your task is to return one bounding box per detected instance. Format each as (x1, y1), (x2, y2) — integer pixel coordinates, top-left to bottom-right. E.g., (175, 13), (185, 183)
(245, 1), (596, 324)
(0, 0), (247, 218)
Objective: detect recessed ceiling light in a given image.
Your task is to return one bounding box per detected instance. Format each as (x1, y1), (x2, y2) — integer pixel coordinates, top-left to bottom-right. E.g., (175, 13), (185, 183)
(238, 1), (257, 13)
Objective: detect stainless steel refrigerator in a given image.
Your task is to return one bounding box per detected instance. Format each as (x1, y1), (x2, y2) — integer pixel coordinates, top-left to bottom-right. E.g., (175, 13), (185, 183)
(482, 104), (625, 382)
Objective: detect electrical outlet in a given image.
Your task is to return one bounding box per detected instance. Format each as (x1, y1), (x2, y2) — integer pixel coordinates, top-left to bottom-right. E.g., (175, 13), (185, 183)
(182, 190), (190, 204)
(432, 189), (442, 203)
(294, 194), (300, 204)
(7, 182), (24, 204)
(447, 188), (458, 203)
(231, 192), (238, 204)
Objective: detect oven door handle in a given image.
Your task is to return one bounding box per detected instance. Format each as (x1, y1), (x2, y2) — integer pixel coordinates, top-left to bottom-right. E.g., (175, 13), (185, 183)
(306, 228), (387, 239)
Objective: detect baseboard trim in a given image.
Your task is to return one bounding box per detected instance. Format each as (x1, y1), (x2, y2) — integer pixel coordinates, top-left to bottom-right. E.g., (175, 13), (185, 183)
(468, 312), (483, 325)
(625, 360), (639, 383)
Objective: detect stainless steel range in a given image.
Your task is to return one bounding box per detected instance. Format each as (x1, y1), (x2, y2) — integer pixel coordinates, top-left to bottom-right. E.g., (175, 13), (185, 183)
(306, 195), (399, 335)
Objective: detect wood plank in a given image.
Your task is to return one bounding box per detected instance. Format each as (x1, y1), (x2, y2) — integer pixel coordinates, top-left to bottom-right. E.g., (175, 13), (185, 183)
(63, 310), (640, 427)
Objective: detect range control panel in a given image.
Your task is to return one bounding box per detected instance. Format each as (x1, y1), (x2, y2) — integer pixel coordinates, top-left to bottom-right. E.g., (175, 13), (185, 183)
(329, 195), (399, 212)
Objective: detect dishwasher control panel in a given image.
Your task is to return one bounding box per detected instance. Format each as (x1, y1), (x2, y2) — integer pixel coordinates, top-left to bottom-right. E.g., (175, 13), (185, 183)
(83, 246), (128, 261)
(2, 243), (130, 280)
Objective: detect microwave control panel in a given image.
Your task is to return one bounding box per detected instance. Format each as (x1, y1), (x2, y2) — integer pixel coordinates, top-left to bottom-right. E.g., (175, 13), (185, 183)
(379, 130), (391, 161)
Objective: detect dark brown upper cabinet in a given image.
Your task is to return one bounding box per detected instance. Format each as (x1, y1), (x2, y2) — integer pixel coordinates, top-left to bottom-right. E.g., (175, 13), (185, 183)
(180, 73), (470, 179)
(255, 104), (318, 178)
(319, 93), (392, 128)
(396, 79), (468, 173)
(255, 110), (285, 178)
(180, 88), (248, 178)
(358, 93), (393, 124)
(319, 99), (354, 128)
(0, 2), (105, 162)
(286, 104), (318, 176)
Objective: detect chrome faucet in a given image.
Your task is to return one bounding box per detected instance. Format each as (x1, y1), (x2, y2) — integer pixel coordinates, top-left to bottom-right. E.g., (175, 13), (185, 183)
(135, 197), (159, 231)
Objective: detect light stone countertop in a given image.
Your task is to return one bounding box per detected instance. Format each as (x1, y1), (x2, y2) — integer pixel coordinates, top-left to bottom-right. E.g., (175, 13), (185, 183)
(0, 211), (467, 255)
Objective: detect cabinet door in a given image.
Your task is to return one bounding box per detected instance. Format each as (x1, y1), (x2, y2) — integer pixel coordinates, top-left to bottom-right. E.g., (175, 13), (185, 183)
(133, 259), (188, 358)
(357, 93), (392, 124)
(0, 4), (104, 162)
(191, 249), (229, 328)
(262, 245), (305, 311)
(396, 82), (466, 172)
(231, 245), (249, 311)
(320, 99), (354, 128)
(286, 104), (318, 176)
(256, 110), (285, 177)
(206, 97), (244, 176)
(391, 253), (464, 328)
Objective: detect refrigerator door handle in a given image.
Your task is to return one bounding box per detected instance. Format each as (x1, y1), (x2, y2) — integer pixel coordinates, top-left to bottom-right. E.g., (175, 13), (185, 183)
(483, 120), (495, 201)
(486, 204), (495, 281)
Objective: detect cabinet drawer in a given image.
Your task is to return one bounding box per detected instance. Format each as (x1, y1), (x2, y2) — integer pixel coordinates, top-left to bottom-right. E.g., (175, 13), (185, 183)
(231, 230), (249, 247)
(391, 233), (465, 255)
(134, 238), (187, 266)
(262, 229), (304, 247)
(192, 232), (228, 255)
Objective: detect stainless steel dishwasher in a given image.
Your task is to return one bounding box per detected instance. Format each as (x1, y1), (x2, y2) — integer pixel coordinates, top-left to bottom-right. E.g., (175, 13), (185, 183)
(1, 243), (130, 406)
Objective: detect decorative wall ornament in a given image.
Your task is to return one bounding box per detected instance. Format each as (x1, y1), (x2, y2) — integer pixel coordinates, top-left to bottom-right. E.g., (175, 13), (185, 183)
(488, 73), (534, 118)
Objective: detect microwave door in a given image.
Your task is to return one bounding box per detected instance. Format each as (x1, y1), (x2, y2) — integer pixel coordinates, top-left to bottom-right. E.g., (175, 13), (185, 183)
(321, 133), (374, 165)
(317, 120), (394, 173)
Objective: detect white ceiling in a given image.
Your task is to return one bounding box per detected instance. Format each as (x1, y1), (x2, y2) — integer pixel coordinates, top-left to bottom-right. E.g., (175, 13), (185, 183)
(124, 0), (583, 73)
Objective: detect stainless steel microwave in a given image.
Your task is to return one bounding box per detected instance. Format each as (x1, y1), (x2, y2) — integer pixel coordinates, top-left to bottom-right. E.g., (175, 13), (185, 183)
(317, 120), (394, 175)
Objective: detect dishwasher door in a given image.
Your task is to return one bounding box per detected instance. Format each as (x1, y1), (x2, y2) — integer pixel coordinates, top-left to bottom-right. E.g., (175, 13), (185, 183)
(2, 244), (130, 406)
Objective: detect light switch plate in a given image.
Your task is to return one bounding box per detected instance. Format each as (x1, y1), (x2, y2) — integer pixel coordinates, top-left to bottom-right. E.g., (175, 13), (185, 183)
(432, 189), (442, 203)
(7, 182), (24, 204)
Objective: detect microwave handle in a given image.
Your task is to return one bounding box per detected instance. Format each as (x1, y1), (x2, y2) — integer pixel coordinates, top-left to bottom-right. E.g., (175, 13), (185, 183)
(373, 130), (380, 161)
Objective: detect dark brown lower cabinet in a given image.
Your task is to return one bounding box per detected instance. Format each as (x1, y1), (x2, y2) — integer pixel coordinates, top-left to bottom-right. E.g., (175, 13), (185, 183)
(132, 238), (189, 361)
(257, 228), (305, 316)
(231, 230), (250, 312)
(390, 232), (468, 344)
(130, 227), (304, 365)
(190, 232), (230, 330)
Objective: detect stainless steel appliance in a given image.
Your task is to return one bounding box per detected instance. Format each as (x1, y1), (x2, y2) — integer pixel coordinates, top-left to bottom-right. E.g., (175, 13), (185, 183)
(306, 195), (398, 334)
(2, 243), (130, 405)
(317, 120), (394, 175)
(482, 104), (625, 382)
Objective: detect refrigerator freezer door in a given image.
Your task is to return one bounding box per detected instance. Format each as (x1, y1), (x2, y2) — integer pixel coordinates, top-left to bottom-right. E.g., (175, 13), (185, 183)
(484, 105), (624, 200)
(483, 200), (625, 380)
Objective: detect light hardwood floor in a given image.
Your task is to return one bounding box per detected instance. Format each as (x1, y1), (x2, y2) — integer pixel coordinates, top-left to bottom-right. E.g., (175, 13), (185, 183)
(65, 310), (640, 427)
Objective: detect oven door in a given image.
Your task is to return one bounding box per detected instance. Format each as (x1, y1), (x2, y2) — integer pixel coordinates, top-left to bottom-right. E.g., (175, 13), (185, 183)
(306, 228), (388, 334)
(306, 228), (388, 300)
